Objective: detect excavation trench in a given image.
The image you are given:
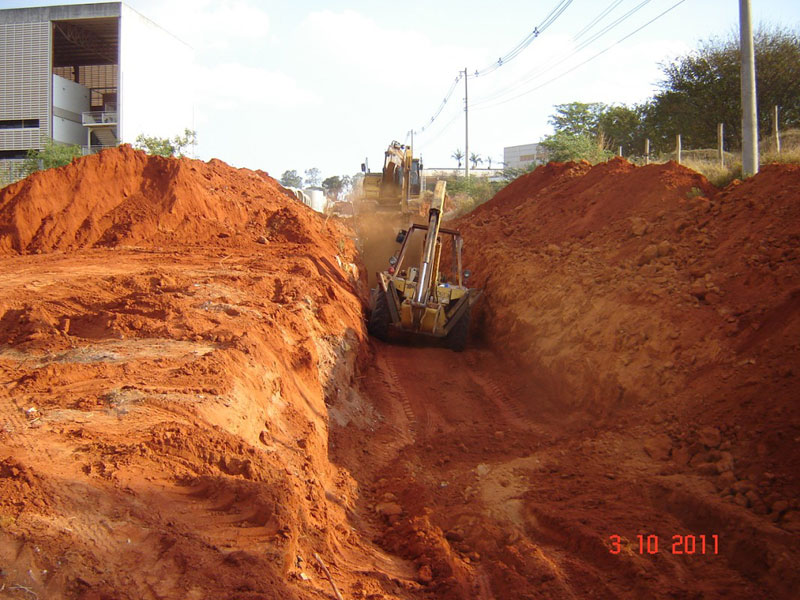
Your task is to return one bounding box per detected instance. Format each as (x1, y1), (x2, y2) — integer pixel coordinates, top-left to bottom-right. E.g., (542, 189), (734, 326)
(331, 158), (800, 599)
(0, 148), (798, 599)
(333, 321), (798, 600)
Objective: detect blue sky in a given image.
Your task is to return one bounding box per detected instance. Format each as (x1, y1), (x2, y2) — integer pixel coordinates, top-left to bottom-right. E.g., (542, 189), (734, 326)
(5, 0), (800, 180)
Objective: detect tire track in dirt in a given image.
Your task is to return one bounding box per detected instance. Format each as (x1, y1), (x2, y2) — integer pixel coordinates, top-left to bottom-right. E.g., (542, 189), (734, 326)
(162, 477), (281, 548)
(464, 351), (534, 430)
(54, 482), (124, 560)
(0, 386), (33, 440)
(375, 350), (417, 444)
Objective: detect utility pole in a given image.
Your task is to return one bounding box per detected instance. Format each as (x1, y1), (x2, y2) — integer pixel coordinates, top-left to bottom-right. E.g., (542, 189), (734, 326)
(464, 68), (469, 178)
(740, 0), (758, 176)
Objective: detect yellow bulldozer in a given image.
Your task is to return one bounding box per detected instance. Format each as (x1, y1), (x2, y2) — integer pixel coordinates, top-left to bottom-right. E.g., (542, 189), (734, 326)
(367, 181), (480, 351)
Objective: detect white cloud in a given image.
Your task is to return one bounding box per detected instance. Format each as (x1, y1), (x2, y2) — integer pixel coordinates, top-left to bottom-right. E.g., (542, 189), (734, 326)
(300, 9), (486, 89)
(133, 0), (271, 50)
(194, 63), (320, 110)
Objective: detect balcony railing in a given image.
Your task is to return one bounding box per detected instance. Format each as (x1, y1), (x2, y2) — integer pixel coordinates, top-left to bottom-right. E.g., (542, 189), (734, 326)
(82, 144), (117, 156)
(82, 111), (118, 126)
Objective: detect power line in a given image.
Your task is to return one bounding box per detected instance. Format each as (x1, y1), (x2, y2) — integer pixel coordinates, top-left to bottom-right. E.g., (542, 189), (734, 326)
(416, 72), (463, 135)
(415, 0), (574, 136)
(574, 0), (625, 41)
(420, 110), (463, 148)
(471, 0), (574, 78)
(472, 0), (657, 107)
(572, 0), (656, 54)
(473, 0), (689, 112)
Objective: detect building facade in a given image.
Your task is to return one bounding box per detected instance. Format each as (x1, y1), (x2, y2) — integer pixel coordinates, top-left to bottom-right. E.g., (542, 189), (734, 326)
(503, 143), (547, 170)
(1, 2), (193, 180)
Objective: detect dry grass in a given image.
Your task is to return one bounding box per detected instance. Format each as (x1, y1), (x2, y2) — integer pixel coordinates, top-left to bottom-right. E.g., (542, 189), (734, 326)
(651, 128), (800, 188)
(762, 147), (800, 165)
(681, 157), (743, 187)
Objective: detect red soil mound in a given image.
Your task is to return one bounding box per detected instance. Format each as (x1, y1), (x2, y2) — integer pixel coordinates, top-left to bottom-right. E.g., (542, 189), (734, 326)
(455, 160), (800, 579)
(467, 157), (716, 242)
(0, 147), (385, 599)
(0, 145), (314, 254)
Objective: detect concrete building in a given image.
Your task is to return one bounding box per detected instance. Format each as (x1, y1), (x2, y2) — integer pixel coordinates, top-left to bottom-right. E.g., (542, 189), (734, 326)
(503, 143), (547, 170)
(1, 2), (193, 180)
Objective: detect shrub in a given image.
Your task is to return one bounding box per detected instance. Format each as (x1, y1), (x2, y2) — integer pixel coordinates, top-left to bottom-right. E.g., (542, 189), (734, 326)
(540, 131), (613, 163)
(22, 138), (82, 176)
(443, 175), (504, 217)
(134, 129), (196, 158)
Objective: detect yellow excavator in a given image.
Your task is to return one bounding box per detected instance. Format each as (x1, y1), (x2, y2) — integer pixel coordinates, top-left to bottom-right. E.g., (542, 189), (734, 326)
(368, 181), (480, 351)
(358, 141), (422, 213)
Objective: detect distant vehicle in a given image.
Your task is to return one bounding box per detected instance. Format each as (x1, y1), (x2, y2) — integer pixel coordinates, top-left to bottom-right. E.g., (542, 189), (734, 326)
(355, 140), (422, 214)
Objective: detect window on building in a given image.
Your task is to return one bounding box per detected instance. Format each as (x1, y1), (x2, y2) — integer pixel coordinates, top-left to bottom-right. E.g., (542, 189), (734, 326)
(0, 119), (40, 130)
(0, 150), (29, 159)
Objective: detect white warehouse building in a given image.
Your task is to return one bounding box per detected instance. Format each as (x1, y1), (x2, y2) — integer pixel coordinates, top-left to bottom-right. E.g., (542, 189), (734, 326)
(503, 143), (547, 170)
(0, 2), (193, 180)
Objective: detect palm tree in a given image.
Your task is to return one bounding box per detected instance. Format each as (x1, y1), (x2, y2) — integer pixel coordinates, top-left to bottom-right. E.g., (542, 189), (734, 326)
(486, 156), (493, 169)
(469, 153), (483, 169)
(451, 148), (464, 168)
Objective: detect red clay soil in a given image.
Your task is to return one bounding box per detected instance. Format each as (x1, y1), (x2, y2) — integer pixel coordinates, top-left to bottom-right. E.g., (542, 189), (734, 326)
(444, 158), (800, 595)
(330, 159), (799, 599)
(0, 146), (383, 599)
(2, 148), (799, 600)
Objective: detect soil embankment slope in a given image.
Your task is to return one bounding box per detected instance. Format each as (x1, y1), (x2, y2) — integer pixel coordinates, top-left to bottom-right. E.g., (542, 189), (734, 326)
(0, 146), (392, 599)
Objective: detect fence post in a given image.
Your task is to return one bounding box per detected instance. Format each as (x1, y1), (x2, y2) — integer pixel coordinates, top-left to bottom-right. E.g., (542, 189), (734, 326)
(676, 134), (682, 165)
(618, 146), (623, 157)
(644, 138), (650, 165)
(718, 123), (724, 167)
(774, 105), (781, 154)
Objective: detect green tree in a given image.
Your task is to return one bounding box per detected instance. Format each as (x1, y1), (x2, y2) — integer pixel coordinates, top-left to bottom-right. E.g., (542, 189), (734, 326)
(322, 175), (343, 199)
(647, 26), (800, 151)
(469, 152), (483, 169)
(451, 148), (464, 168)
(135, 128), (196, 157)
(549, 102), (607, 137)
(304, 167), (321, 187)
(22, 138), (82, 176)
(279, 170), (303, 188)
(597, 104), (647, 155)
(542, 101), (649, 159)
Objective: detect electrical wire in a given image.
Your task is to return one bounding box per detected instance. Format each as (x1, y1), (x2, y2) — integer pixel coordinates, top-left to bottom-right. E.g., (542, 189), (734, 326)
(419, 110), (463, 148)
(473, 0), (689, 112)
(416, 0), (574, 135)
(572, 0), (656, 54)
(471, 0), (574, 77)
(573, 0), (625, 41)
(471, 0), (657, 107)
(416, 72), (463, 134)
